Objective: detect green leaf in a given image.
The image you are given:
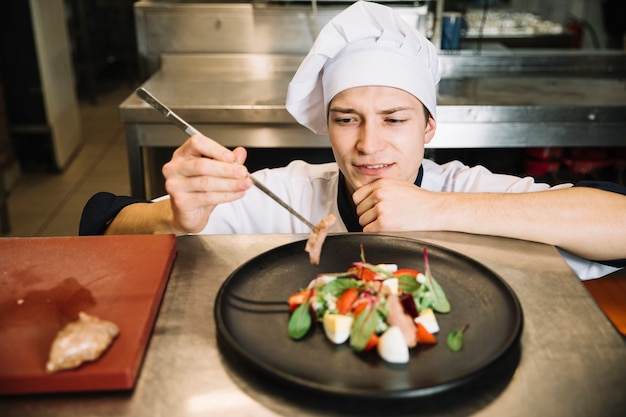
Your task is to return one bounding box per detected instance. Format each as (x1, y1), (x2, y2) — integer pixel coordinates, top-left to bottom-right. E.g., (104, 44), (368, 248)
(423, 248), (450, 313)
(398, 275), (421, 293)
(447, 324), (469, 352)
(288, 301), (312, 340)
(349, 303), (379, 351)
(415, 290), (434, 312)
(319, 278), (361, 297)
(426, 274), (451, 313)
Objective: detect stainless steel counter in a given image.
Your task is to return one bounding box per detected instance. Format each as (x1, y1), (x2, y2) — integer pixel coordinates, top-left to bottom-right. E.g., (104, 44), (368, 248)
(120, 53), (626, 198)
(2, 232), (625, 416)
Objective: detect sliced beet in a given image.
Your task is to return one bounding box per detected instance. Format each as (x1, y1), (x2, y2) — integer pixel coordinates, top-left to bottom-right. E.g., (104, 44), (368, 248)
(399, 292), (419, 318)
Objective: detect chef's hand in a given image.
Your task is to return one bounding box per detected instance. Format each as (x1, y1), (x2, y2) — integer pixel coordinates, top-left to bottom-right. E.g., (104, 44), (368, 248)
(162, 134), (252, 233)
(352, 178), (444, 232)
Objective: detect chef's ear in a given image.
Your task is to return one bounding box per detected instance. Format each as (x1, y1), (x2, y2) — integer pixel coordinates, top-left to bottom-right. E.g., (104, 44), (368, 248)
(424, 116), (437, 145)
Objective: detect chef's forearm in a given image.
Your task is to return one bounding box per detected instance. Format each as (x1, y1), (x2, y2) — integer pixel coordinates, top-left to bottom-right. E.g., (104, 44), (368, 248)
(438, 187), (626, 262)
(104, 200), (182, 236)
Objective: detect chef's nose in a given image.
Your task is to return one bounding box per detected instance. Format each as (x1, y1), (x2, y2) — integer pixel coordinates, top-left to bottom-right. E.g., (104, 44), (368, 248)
(356, 120), (385, 154)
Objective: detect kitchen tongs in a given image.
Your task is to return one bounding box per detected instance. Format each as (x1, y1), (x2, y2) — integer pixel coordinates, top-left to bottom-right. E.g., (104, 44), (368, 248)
(136, 87), (316, 230)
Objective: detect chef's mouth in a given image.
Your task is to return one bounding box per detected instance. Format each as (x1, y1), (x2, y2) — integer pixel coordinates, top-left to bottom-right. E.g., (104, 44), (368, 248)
(354, 163), (394, 173)
(361, 164), (389, 169)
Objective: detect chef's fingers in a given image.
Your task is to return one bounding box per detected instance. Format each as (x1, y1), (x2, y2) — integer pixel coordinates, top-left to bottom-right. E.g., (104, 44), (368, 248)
(176, 134), (238, 163)
(168, 188), (247, 234)
(352, 182), (378, 217)
(167, 173), (252, 195)
(164, 162), (251, 197)
(164, 151), (248, 179)
(232, 146), (248, 166)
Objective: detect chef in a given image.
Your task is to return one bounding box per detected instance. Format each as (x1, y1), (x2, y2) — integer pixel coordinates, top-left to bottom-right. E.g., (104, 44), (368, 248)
(80, 1), (626, 281)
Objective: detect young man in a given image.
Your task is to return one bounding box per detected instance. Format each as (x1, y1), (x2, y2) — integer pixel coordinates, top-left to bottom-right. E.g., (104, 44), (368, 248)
(80, 1), (626, 280)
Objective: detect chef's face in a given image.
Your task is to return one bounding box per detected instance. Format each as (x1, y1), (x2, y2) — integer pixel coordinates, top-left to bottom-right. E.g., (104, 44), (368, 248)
(328, 86), (436, 195)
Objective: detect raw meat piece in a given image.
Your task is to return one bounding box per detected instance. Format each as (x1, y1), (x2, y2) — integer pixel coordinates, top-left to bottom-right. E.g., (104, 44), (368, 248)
(46, 312), (119, 373)
(305, 214), (337, 265)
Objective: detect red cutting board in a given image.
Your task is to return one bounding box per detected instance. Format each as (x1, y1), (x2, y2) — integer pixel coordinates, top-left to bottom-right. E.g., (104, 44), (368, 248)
(0, 234), (177, 395)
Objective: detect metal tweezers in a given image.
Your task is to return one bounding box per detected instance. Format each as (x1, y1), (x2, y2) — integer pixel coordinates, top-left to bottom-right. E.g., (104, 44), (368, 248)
(136, 87), (316, 230)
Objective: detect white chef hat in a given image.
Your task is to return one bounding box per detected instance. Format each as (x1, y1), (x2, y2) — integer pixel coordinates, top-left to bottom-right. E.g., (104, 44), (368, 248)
(286, 1), (440, 135)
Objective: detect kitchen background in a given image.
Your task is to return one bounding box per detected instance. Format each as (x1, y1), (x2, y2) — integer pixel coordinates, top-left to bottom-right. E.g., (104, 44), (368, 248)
(0, 0), (624, 237)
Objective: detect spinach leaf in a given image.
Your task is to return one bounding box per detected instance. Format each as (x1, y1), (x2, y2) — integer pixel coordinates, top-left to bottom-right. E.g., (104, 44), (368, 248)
(447, 324), (469, 352)
(423, 248), (450, 313)
(426, 273), (451, 313)
(319, 278), (361, 297)
(398, 274), (421, 293)
(349, 303), (379, 351)
(288, 301), (312, 340)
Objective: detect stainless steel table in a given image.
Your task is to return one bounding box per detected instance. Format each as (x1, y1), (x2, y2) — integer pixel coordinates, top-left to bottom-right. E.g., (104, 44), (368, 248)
(120, 53), (626, 198)
(2, 232), (625, 416)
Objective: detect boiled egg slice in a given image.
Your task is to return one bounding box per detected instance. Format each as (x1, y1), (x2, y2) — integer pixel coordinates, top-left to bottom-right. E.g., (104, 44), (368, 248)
(414, 308), (440, 334)
(377, 326), (409, 364)
(323, 313), (354, 344)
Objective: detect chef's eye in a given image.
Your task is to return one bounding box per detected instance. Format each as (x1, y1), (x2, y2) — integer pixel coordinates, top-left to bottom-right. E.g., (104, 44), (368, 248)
(386, 118), (406, 124)
(334, 117), (355, 124)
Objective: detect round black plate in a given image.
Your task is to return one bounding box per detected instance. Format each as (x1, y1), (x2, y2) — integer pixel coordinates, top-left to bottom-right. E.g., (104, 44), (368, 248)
(214, 234), (523, 398)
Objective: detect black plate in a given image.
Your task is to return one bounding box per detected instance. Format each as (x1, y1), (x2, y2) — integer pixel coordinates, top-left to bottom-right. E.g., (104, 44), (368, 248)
(214, 234), (523, 398)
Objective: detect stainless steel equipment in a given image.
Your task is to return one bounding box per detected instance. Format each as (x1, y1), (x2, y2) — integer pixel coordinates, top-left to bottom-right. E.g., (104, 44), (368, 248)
(2, 232), (626, 415)
(134, 1), (438, 80)
(120, 52), (626, 198)
(121, 2), (626, 199)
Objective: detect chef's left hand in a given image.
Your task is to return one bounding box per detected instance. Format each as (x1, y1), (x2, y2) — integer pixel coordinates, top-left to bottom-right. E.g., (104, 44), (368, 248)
(353, 178), (442, 232)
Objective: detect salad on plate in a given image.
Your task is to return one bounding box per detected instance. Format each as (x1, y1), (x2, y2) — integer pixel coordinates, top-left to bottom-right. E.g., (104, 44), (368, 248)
(287, 246), (455, 364)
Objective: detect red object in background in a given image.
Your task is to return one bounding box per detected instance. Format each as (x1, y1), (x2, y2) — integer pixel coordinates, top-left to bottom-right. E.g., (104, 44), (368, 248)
(526, 147), (564, 161)
(524, 159), (561, 176)
(0, 234), (177, 395)
(565, 20), (583, 49)
(562, 158), (614, 175)
(524, 147), (622, 178)
(563, 147), (614, 175)
(524, 147), (563, 176)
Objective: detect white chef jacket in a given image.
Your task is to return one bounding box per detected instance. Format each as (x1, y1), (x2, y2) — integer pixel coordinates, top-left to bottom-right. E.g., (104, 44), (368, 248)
(192, 159), (619, 281)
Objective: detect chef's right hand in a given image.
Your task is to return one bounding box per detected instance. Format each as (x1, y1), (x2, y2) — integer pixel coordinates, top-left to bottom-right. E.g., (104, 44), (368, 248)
(162, 134), (252, 233)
